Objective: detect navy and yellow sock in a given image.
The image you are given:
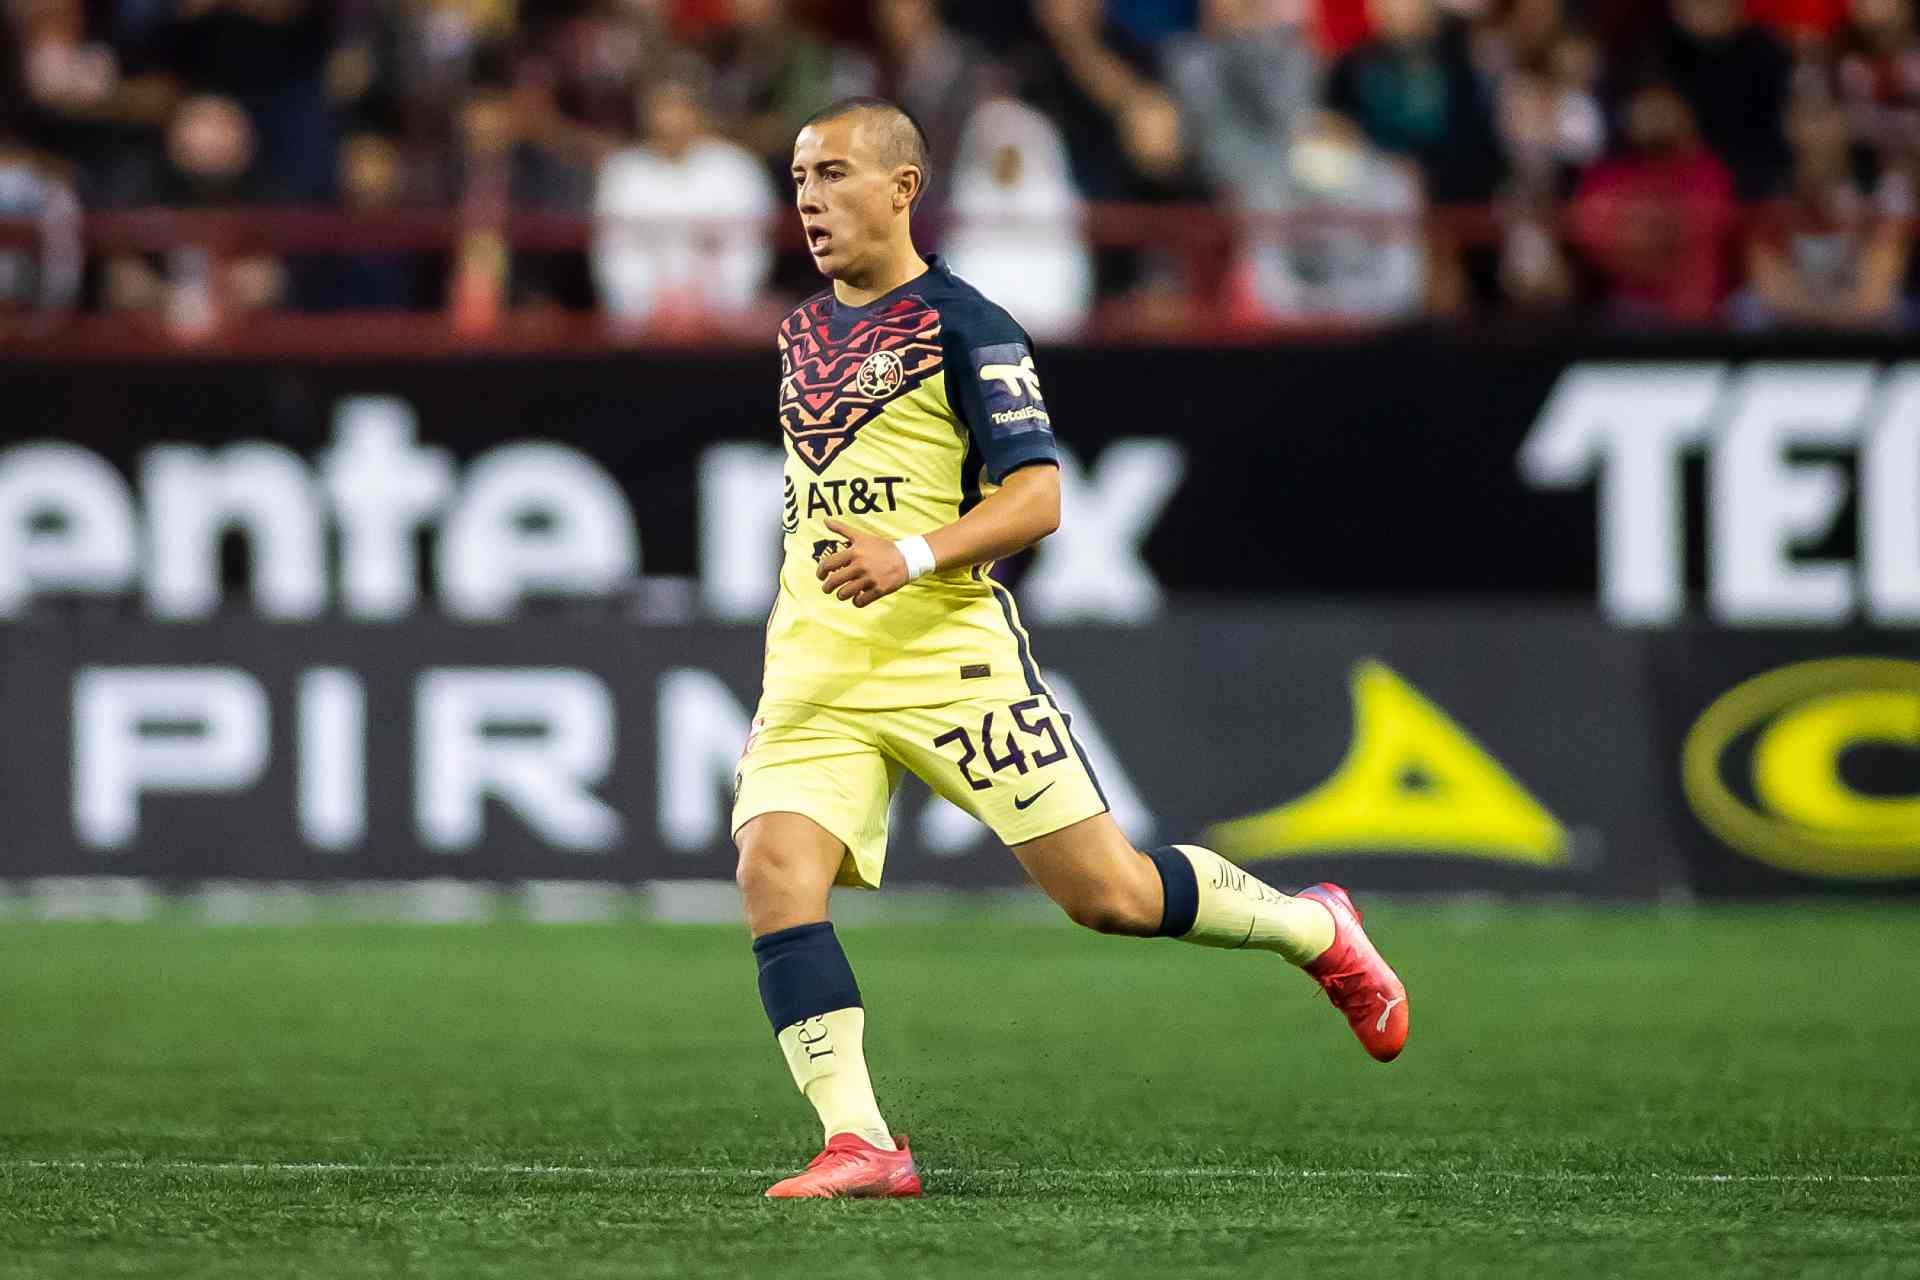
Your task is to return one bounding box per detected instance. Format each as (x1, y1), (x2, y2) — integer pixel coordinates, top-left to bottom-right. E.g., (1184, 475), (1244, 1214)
(752, 921), (895, 1151)
(1143, 844), (1335, 965)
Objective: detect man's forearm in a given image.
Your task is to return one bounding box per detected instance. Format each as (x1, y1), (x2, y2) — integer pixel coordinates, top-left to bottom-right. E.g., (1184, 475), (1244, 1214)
(920, 465), (1060, 572)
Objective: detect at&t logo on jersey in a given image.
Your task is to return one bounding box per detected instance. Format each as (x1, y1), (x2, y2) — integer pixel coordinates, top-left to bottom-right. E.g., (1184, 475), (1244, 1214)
(804, 475), (907, 518)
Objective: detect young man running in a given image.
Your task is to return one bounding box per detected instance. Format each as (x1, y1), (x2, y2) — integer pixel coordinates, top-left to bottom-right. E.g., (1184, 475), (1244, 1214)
(733, 97), (1409, 1199)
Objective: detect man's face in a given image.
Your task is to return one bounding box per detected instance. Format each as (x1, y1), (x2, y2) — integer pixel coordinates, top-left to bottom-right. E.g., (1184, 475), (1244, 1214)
(643, 82), (701, 157)
(733, 0), (782, 32)
(1202, 0), (1289, 34)
(169, 95), (255, 182)
(1370, 0), (1435, 43)
(791, 114), (912, 281)
(1673, 0), (1740, 39)
(873, 0), (936, 52)
(341, 134), (401, 209)
(1788, 100), (1849, 171)
(1626, 86), (1691, 152)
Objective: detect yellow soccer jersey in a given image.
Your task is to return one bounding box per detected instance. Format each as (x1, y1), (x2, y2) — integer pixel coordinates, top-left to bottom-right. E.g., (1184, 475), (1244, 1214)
(762, 256), (1060, 711)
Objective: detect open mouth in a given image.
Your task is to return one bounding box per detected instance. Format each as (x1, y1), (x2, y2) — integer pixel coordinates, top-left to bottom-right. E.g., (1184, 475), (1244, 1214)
(805, 225), (832, 255)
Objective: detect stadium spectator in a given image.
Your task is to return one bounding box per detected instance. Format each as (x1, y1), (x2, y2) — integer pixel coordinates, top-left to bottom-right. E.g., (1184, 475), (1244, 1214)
(593, 71), (775, 327)
(501, 11), (677, 207)
(0, 130), (82, 316)
(939, 95), (1095, 339)
(1164, 0), (1320, 198)
(1652, 0), (1794, 199)
(318, 1), (392, 134)
(1485, 0), (1565, 77)
(1496, 57), (1606, 196)
(869, 0), (992, 196)
(102, 94), (285, 334)
(11, 0), (1910, 333)
(706, 0), (876, 178)
(1570, 80), (1737, 324)
(7, 0), (177, 205)
(444, 55), (595, 318)
(1485, 11), (1602, 308)
(368, 0), (519, 140)
(1495, 70), (1587, 308)
(1235, 110), (1428, 321)
(1736, 91), (1914, 326)
(115, 0), (341, 203)
(531, 0), (671, 138)
(1481, 0), (1605, 185)
(1024, 0), (1190, 197)
(1836, 0), (1920, 167)
(298, 130), (436, 313)
(1022, 0), (1201, 306)
(1324, 0), (1505, 203)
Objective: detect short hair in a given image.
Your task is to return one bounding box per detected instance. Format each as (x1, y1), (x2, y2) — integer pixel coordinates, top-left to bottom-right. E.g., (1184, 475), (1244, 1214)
(798, 96), (932, 205)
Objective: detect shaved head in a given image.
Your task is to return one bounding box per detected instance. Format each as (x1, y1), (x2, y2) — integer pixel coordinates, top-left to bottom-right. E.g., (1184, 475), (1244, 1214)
(799, 97), (931, 205)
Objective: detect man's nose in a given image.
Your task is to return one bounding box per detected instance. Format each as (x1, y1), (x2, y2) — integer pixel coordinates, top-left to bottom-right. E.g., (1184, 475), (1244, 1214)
(797, 179), (825, 214)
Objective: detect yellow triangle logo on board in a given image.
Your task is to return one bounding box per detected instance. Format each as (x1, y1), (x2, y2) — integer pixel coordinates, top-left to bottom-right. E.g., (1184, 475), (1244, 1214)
(1206, 661), (1569, 866)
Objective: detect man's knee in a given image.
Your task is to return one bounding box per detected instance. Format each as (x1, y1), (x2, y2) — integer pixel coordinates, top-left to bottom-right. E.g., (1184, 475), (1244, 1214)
(732, 813), (843, 930)
(733, 820), (795, 897)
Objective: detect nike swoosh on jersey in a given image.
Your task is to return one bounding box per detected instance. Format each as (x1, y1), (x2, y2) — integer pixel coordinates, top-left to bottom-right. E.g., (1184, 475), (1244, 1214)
(1013, 783), (1056, 811)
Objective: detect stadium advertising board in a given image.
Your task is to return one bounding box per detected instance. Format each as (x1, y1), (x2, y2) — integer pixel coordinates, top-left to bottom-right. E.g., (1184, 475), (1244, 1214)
(4, 336), (1920, 617)
(1, 333), (1915, 895)
(0, 608), (1668, 895)
(1651, 634), (1920, 895)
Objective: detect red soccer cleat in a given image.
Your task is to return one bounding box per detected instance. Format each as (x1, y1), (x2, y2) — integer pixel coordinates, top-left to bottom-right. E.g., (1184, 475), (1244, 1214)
(1298, 883), (1409, 1063)
(764, 1133), (923, 1199)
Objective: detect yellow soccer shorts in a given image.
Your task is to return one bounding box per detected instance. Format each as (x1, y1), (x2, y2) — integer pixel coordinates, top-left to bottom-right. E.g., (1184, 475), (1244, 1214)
(730, 691), (1110, 889)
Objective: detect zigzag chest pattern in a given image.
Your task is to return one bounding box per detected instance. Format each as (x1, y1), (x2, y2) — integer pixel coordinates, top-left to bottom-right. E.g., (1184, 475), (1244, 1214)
(777, 294), (946, 474)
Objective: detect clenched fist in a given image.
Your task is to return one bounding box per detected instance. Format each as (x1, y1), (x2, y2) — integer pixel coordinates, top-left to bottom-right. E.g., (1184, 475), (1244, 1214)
(815, 518), (910, 608)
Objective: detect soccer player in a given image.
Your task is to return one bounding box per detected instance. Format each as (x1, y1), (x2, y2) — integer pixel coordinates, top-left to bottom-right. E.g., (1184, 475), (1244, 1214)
(734, 97), (1409, 1200)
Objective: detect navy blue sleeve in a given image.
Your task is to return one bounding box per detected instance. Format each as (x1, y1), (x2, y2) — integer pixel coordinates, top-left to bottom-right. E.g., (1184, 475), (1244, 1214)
(943, 306), (1060, 484)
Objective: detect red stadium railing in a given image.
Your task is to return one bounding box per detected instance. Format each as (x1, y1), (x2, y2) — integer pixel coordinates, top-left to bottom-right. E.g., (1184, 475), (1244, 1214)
(0, 201), (1898, 359)
(0, 203), (1508, 254)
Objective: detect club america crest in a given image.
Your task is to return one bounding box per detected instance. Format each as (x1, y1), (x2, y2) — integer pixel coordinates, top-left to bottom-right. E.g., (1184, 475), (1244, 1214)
(856, 350), (905, 398)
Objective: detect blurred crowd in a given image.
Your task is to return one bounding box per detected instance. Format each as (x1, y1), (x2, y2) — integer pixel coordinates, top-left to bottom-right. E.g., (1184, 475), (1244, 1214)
(2, 0), (1918, 335)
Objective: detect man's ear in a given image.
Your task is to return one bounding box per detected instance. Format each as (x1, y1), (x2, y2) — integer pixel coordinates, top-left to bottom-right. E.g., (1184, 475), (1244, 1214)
(895, 164), (924, 211)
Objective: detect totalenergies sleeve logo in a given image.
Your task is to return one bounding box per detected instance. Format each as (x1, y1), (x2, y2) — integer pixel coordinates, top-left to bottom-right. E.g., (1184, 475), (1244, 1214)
(1683, 658), (1920, 880)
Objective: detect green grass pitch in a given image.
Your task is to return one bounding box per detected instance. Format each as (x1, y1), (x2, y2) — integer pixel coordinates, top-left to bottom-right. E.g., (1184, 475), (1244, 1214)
(2, 901), (1918, 1278)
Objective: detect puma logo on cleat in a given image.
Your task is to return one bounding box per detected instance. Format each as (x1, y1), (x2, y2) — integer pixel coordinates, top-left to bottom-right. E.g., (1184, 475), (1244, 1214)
(1012, 783), (1055, 811)
(1374, 993), (1405, 1033)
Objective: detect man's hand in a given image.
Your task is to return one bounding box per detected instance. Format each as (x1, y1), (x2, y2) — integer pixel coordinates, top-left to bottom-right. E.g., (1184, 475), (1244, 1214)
(815, 518), (911, 608)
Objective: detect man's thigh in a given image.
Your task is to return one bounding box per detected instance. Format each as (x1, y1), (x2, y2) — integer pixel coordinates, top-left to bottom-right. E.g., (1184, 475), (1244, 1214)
(879, 691), (1108, 849)
(731, 702), (901, 889)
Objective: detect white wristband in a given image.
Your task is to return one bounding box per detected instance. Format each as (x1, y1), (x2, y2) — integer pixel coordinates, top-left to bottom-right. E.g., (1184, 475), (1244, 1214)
(894, 535), (937, 582)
